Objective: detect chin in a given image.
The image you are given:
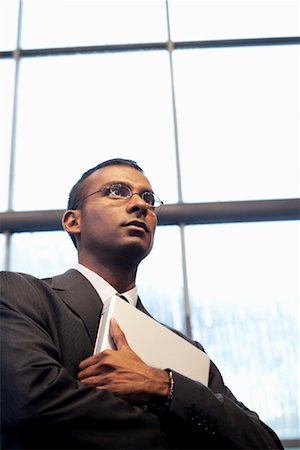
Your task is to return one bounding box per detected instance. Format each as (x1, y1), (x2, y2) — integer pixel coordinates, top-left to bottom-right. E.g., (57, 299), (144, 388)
(120, 240), (153, 266)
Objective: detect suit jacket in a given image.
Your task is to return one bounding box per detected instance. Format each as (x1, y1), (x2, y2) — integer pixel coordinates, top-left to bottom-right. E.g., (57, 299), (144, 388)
(0, 269), (283, 449)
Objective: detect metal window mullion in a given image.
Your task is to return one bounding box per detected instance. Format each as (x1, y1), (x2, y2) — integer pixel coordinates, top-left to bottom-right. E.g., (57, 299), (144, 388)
(179, 224), (192, 337)
(165, 0), (192, 337)
(3, 231), (11, 270)
(1, 36), (299, 59)
(6, 0), (24, 269)
(1, 200), (299, 232)
(8, 0), (22, 209)
(165, 0), (183, 203)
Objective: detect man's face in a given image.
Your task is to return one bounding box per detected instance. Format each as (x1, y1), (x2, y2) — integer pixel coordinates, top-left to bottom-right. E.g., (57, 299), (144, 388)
(76, 165), (158, 267)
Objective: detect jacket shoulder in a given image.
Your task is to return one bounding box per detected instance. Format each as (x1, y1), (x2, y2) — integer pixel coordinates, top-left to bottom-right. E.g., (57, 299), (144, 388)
(0, 271), (57, 313)
(0, 270), (45, 285)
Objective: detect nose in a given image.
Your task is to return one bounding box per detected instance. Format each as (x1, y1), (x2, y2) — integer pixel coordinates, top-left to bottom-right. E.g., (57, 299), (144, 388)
(126, 192), (148, 216)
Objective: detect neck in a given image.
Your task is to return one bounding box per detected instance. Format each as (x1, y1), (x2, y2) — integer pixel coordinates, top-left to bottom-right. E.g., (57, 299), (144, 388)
(78, 256), (137, 293)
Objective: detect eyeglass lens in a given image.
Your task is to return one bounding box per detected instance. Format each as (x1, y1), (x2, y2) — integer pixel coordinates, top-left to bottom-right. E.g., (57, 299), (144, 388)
(110, 184), (157, 207)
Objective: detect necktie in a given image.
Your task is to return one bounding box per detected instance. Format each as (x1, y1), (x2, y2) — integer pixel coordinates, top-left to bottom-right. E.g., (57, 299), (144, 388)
(116, 293), (129, 303)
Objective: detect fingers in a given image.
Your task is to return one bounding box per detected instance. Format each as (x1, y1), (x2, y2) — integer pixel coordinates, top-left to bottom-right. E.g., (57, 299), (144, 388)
(77, 355), (101, 380)
(79, 320), (128, 372)
(109, 318), (129, 350)
(80, 374), (110, 388)
(78, 321), (138, 387)
(77, 351), (111, 379)
(78, 354), (100, 371)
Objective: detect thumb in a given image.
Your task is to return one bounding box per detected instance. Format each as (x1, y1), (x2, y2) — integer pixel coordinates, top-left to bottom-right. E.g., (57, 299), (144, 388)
(110, 318), (129, 350)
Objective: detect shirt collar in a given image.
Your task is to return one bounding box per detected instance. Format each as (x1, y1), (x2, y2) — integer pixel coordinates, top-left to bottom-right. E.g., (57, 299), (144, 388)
(75, 263), (137, 307)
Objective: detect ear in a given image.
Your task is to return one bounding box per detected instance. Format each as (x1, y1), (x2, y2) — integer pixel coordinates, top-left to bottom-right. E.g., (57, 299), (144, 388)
(62, 210), (81, 235)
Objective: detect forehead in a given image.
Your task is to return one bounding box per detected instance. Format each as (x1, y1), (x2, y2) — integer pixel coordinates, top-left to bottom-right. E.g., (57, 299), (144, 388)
(86, 165), (153, 192)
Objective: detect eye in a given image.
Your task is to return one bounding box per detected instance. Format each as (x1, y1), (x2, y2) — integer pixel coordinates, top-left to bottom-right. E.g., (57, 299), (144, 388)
(102, 187), (112, 196)
(110, 184), (131, 198)
(142, 192), (155, 206)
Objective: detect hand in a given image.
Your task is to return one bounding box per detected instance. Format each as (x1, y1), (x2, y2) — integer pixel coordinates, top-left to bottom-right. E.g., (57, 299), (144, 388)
(77, 318), (170, 404)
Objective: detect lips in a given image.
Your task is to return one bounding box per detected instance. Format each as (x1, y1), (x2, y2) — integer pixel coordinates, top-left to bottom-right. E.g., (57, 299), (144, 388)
(124, 220), (149, 232)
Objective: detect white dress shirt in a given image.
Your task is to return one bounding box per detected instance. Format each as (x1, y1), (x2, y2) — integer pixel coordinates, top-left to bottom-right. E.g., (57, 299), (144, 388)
(75, 263), (137, 307)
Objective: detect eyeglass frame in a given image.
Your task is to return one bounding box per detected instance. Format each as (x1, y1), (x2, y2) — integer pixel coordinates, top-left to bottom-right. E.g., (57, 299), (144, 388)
(77, 183), (164, 210)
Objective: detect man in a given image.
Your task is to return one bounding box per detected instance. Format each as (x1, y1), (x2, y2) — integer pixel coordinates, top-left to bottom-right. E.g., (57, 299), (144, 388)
(0, 158), (283, 449)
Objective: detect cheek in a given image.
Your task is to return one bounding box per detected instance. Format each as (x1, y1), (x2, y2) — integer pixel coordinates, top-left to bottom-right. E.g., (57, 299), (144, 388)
(80, 210), (105, 236)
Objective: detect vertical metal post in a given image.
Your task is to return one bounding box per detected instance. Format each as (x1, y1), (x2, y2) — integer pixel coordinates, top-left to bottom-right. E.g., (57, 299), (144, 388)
(3, 231), (11, 270)
(179, 224), (192, 336)
(165, 0), (192, 337)
(165, 0), (183, 203)
(5, 0), (23, 269)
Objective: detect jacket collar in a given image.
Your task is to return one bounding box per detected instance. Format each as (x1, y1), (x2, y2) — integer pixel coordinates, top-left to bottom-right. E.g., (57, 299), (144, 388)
(48, 269), (153, 346)
(49, 269), (103, 345)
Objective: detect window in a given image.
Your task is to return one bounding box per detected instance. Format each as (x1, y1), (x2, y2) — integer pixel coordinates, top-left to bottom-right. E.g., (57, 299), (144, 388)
(175, 45), (300, 202)
(12, 51), (178, 210)
(168, 0), (299, 40)
(185, 221), (299, 438)
(20, 0), (168, 48)
(1, 0), (299, 444)
(0, 59), (15, 211)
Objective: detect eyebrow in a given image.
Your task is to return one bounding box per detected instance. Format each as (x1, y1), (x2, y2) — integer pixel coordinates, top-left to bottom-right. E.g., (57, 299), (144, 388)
(101, 181), (154, 193)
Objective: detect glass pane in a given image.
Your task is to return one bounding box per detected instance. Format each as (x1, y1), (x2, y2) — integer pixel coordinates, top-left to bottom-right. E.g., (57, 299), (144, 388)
(10, 231), (77, 278)
(0, 0), (19, 51)
(174, 45), (300, 202)
(13, 51), (177, 211)
(8, 226), (186, 332)
(21, 0), (167, 49)
(137, 225), (185, 332)
(185, 220), (300, 439)
(169, 0), (300, 41)
(0, 233), (7, 270)
(0, 59), (15, 211)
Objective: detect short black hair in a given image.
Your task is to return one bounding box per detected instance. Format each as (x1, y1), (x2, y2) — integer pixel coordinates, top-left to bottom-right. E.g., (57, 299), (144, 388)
(66, 158), (144, 248)
(67, 158), (144, 210)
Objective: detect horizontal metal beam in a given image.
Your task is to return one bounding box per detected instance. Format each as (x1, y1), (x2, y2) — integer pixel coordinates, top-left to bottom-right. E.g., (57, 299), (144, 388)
(175, 36), (300, 49)
(158, 198), (300, 226)
(1, 36), (299, 59)
(0, 199), (299, 233)
(281, 439), (300, 448)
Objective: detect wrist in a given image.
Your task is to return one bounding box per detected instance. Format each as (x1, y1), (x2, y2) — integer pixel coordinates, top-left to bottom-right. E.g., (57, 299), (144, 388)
(146, 369), (175, 415)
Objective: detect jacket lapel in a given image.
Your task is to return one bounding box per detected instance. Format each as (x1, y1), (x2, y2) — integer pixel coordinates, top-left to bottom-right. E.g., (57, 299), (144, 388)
(48, 271), (166, 349)
(49, 269), (103, 346)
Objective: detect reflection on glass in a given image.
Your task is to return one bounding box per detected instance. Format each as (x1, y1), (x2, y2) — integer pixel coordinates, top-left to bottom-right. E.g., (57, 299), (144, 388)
(21, 0), (167, 49)
(0, 59), (15, 211)
(174, 45), (300, 202)
(137, 225), (185, 333)
(13, 51), (177, 211)
(10, 231), (77, 278)
(168, 0), (299, 41)
(0, 0), (19, 51)
(185, 221), (300, 438)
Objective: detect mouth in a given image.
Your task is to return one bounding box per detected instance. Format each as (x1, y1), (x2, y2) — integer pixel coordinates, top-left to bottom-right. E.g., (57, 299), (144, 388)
(124, 220), (149, 232)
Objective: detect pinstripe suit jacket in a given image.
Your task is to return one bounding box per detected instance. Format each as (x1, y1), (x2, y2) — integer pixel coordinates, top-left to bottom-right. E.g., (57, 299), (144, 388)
(0, 269), (283, 449)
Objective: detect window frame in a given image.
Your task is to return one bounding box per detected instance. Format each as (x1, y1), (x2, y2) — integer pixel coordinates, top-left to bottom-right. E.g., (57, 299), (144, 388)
(0, 1), (299, 445)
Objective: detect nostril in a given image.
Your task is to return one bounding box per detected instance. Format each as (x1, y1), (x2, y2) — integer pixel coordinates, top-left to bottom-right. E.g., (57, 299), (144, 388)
(131, 204), (148, 215)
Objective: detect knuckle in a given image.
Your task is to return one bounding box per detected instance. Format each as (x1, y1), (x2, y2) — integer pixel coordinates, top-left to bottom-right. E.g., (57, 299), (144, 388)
(101, 349), (113, 358)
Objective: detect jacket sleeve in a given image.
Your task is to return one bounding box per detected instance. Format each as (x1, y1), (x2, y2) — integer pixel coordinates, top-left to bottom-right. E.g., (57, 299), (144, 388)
(159, 350), (283, 449)
(0, 272), (167, 449)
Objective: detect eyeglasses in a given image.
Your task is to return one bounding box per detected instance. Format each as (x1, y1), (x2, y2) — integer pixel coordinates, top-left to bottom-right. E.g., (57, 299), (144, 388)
(80, 183), (164, 209)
